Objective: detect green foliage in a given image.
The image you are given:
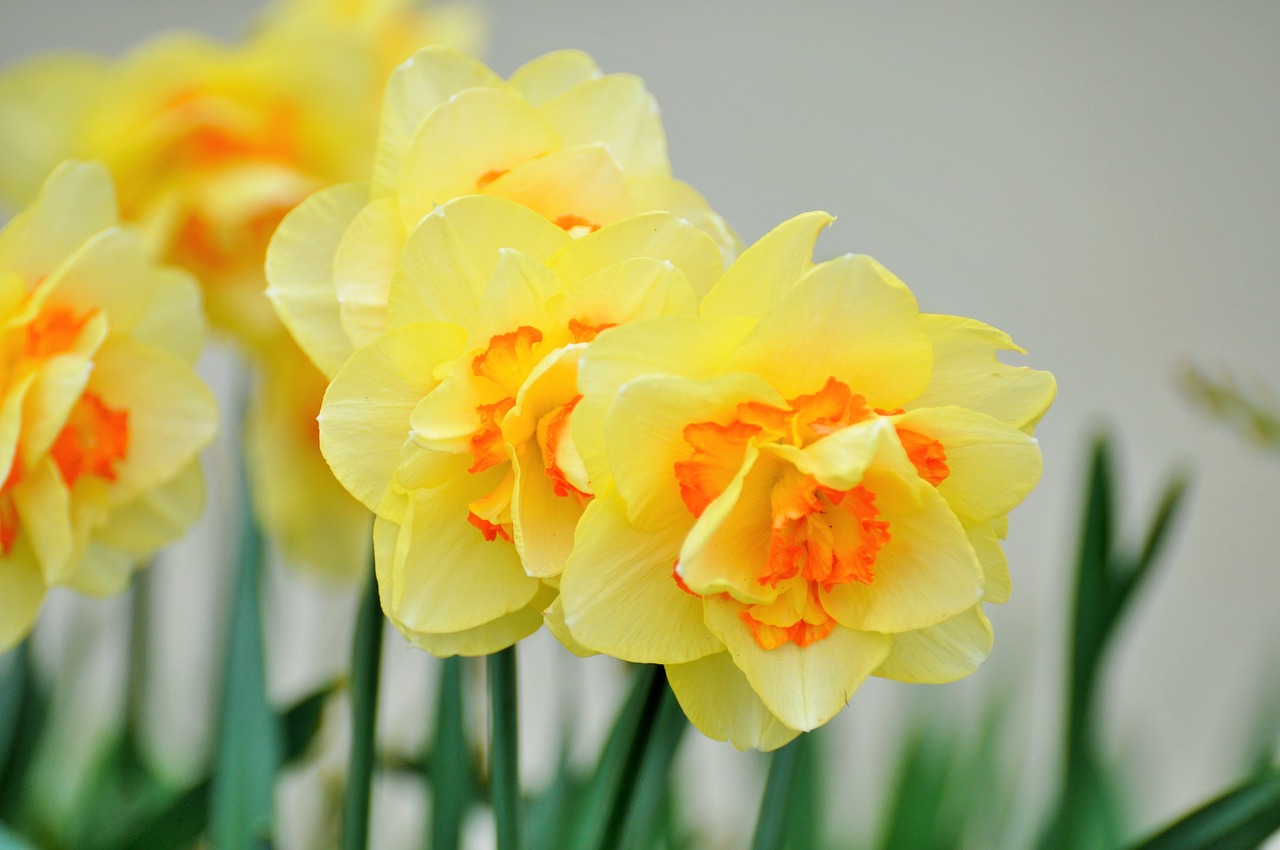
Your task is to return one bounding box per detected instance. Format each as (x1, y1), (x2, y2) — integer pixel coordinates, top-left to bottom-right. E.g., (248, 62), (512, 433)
(341, 567), (384, 850)
(1130, 769), (1280, 850)
(1181, 366), (1280, 452)
(426, 657), (477, 850)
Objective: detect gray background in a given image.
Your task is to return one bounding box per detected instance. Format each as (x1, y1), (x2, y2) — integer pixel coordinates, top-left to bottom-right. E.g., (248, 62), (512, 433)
(3, 1), (1279, 847)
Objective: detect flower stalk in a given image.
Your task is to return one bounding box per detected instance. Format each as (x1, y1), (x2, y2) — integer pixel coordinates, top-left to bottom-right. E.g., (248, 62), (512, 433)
(488, 646), (520, 850)
(342, 562), (384, 850)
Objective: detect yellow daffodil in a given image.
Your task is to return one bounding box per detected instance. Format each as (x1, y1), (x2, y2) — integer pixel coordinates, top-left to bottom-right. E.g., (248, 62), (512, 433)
(556, 212), (1055, 749)
(0, 161), (217, 651)
(315, 194), (725, 655)
(267, 46), (739, 384)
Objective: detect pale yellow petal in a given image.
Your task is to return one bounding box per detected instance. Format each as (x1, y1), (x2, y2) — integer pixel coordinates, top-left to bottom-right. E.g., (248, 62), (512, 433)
(19, 354), (94, 469)
(552, 257), (698, 329)
(0, 161), (117, 283)
(266, 182), (368, 379)
(509, 50), (601, 107)
(12, 459), (73, 585)
(334, 196), (404, 349)
(874, 605), (993, 684)
(728, 254), (932, 408)
(666, 652), (801, 752)
(574, 316), (757, 503)
(0, 545), (46, 651)
(549, 210), (723, 298)
(384, 472), (541, 634)
(397, 86), (560, 227)
(701, 211), (833, 319)
(372, 46), (508, 196)
(96, 460), (204, 557)
(968, 521), (1011, 604)
(543, 596), (596, 657)
(386, 195), (569, 331)
(623, 175), (741, 268)
(509, 440), (584, 580)
(559, 494), (719, 664)
(407, 357), (487, 455)
(539, 74), (668, 175)
(464, 248), (559, 350)
(64, 542), (136, 597)
(893, 406), (1043, 525)
(320, 322), (466, 515)
(605, 372), (783, 531)
(704, 596), (890, 732)
(483, 143), (630, 228)
(40, 227), (153, 336)
(407, 584), (556, 657)
(821, 484), (982, 634)
(131, 267), (204, 364)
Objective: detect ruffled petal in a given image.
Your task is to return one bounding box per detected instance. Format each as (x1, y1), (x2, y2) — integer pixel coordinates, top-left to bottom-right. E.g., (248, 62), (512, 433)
(483, 143), (630, 229)
(406, 584), (557, 657)
(334, 196), (404, 349)
(0, 544), (46, 651)
(666, 652), (800, 752)
(539, 73), (669, 176)
(508, 50), (601, 107)
(0, 161), (117, 283)
(704, 595), (890, 732)
(701, 211), (833, 318)
(873, 605), (993, 684)
(559, 494), (719, 664)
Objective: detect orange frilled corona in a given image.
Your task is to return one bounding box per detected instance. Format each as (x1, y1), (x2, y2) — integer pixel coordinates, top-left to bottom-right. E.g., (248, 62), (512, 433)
(0, 162), (217, 651)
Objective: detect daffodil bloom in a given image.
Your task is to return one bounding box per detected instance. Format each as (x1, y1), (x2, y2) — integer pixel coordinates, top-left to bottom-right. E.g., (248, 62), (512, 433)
(267, 46), (738, 383)
(0, 162), (217, 651)
(555, 212), (1055, 749)
(316, 194), (725, 655)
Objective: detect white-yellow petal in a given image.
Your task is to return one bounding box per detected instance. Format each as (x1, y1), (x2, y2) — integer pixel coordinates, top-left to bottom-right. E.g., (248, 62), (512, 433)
(701, 211), (833, 318)
(873, 605), (993, 684)
(666, 652), (801, 752)
(508, 50), (601, 107)
(539, 73), (668, 176)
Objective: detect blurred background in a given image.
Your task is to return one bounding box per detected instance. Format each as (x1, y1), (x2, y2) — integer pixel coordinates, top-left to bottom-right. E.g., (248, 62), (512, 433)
(2, 1), (1279, 847)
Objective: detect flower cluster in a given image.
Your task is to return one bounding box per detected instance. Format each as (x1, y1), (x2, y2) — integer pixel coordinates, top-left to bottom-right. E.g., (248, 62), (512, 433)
(272, 47), (1055, 747)
(0, 0), (479, 580)
(0, 162), (217, 651)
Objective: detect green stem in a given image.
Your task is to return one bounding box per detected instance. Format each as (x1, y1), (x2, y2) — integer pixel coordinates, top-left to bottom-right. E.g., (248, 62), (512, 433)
(341, 566), (384, 850)
(751, 737), (804, 850)
(428, 657), (471, 850)
(617, 679), (687, 850)
(487, 646), (520, 850)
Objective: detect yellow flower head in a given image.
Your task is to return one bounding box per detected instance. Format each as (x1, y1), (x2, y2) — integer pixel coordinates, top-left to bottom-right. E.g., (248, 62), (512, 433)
(268, 46), (739, 381)
(0, 162), (217, 651)
(316, 194), (725, 655)
(556, 213), (1056, 749)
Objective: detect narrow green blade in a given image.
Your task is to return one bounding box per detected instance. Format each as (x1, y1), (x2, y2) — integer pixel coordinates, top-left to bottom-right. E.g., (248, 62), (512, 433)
(1130, 771), (1280, 850)
(488, 646), (520, 850)
(617, 680), (687, 850)
(429, 657), (474, 850)
(341, 566), (384, 850)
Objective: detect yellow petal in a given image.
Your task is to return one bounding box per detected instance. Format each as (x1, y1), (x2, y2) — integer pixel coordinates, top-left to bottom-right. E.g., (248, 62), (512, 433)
(407, 356), (487, 455)
(0, 55), (105, 207)
(0, 160), (117, 283)
(64, 542), (135, 597)
(0, 374), (35, 486)
(131, 268), (204, 364)
(704, 595), (890, 731)
(701, 211), (833, 318)
(320, 322), (466, 515)
(0, 544), (46, 651)
(509, 439), (584, 580)
(550, 210), (723, 299)
(539, 74), (669, 175)
(892, 406), (1043, 525)
(606, 372), (782, 532)
(334, 196), (404, 349)
(88, 338), (218, 506)
(387, 195), (569, 331)
(508, 50), (601, 107)
(543, 595), (596, 657)
(266, 182), (368, 379)
(397, 86), (560, 227)
(464, 248), (559, 349)
(371, 46), (508, 196)
(968, 521), (1011, 604)
(727, 254), (932, 408)
(96, 460), (204, 557)
(12, 459), (73, 585)
(483, 143), (630, 229)
(624, 175), (741, 268)
(19, 354), (95, 469)
(383, 472), (541, 634)
(873, 605), (993, 684)
(406, 584), (557, 657)
(574, 316), (756, 502)
(41, 227), (153, 338)
(821, 484), (982, 634)
(559, 493), (719, 664)
(912, 314), (1057, 433)
(552, 257), (698, 329)
(666, 652), (801, 752)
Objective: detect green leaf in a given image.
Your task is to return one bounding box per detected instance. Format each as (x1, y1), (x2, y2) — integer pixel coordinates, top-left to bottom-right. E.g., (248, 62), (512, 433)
(616, 679), (687, 850)
(0, 644), (30, 794)
(752, 736), (803, 850)
(282, 682), (340, 767)
(342, 565), (384, 850)
(572, 664), (666, 850)
(0, 822), (37, 850)
(1130, 770), (1280, 850)
(0, 641), (46, 822)
(428, 657), (476, 850)
(783, 730), (822, 850)
(878, 730), (962, 850)
(209, 471), (282, 850)
(488, 646), (520, 850)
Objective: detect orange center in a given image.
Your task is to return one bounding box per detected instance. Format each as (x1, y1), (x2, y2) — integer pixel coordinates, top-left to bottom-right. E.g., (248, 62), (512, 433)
(25, 307), (95, 359)
(50, 391), (131, 488)
(672, 377), (948, 650)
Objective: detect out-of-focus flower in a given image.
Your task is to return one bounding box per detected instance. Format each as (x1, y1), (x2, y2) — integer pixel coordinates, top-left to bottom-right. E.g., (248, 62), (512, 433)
(0, 2), (479, 580)
(555, 213), (1055, 749)
(268, 46), (739, 384)
(314, 194), (724, 655)
(0, 161), (217, 651)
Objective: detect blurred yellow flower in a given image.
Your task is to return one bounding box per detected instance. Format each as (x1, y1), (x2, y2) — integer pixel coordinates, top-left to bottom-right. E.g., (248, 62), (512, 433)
(0, 161), (217, 651)
(556, 212), (1055, 749)
(0, 1), (479, 580)
(268, 46), (738, 382)
(316, 195), (723, 655)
